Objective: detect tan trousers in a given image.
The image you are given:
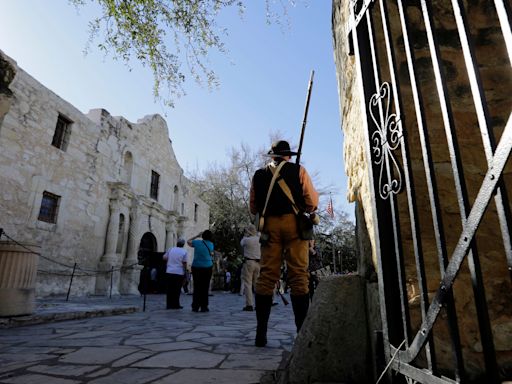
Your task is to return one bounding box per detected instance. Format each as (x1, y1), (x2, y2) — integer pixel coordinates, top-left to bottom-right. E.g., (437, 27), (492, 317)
(241, 259), (260, 307)
(255, 214), (309, 296)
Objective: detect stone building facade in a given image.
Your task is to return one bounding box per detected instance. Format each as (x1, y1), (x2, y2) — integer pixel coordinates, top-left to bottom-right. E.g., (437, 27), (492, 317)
(0, 50), (209, 297)
(333, 0), (511, 382)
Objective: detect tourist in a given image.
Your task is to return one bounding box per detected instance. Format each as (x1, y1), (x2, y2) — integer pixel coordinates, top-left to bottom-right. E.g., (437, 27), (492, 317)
(240, 224), (261, 311)
(187, 230), (215, 312)
(162, 239), (188, 309)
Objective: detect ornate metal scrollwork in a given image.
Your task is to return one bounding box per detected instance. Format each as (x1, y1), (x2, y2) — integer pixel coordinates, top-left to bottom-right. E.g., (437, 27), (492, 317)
(369, 82), (403, 200)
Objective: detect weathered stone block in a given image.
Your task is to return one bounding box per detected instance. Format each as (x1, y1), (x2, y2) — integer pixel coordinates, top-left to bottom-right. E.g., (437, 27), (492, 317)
(285, 275), (370, 384)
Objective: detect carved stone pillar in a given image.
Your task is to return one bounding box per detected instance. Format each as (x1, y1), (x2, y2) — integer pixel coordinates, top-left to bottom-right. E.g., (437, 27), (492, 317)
(96, 200), (122, 296)
(120, 201), (142, 294)
(165, 217), (177, 249)
(104, 200), (120, 257)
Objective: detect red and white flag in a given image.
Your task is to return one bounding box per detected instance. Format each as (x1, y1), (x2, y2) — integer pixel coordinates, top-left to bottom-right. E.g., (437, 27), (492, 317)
(326, 196), (334, 218)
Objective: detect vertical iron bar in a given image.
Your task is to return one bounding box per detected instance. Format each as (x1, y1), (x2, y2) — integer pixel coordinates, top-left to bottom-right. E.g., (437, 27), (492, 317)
(420, 1), (499, 380)
(367, 8), (410, 348)
(109, 266), (114, 299)
(350, 2), (393, 372)
(66, 263), (77, 302)
(450, 1), (503, 379)
(332, 242), (336, 274)
(452, 0), (512, 286)
(396, 1), (465, 380)
(494, 0), (512, 65)
(399, 112), (512, 364)
(497, 0), (512, 284)
(378, 0), (436, 371)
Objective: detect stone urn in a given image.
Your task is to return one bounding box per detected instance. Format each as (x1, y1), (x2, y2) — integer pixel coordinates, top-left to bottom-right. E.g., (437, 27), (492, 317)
(0, 240), (40, 316)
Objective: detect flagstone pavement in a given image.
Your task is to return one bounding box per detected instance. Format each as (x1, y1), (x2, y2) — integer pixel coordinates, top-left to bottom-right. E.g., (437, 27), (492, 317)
(0, 292), (296, 384)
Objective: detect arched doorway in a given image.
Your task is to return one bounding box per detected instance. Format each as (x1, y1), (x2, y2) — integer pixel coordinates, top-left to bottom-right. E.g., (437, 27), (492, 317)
(137, 232), (166, 294)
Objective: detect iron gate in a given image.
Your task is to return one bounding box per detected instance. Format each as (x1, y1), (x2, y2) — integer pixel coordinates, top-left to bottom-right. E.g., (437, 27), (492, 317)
(348, 0), (512, 382)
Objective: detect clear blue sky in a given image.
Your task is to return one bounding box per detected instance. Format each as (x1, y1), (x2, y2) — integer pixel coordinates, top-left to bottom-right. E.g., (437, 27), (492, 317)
(0, 1), (354, 220)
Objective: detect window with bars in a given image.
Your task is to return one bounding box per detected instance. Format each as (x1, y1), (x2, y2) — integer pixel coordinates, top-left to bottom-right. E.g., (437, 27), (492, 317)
(51, 114), (72, 150)
(150, 170), (160, 200)
(38, 191), (60, 223)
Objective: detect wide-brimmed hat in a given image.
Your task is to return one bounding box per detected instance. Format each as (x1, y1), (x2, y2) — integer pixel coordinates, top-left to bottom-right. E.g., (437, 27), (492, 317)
(267, 140), (298, 157)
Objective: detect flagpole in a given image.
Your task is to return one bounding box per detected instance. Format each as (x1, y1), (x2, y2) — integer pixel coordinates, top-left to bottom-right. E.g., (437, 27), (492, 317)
(332, 242), (336, 274)
(326, 193), (334, 219)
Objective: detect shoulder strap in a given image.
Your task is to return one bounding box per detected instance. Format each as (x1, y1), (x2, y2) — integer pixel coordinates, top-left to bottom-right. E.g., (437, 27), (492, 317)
(202, 240), (213, 255)
(261, 161), (286, 217)
(269, 164), (300, 215)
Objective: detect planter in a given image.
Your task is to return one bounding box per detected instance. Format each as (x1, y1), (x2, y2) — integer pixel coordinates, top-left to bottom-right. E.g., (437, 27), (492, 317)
(0, 240), (40, 316)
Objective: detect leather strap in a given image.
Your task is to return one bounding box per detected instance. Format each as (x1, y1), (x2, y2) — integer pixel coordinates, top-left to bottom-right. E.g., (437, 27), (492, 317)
(268, 163), (300, 215)
(261, 161), (286, 217)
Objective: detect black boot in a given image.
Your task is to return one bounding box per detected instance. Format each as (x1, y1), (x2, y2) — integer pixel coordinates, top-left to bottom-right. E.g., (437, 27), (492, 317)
(255, 294), (273, 347)
(291, 294), (310, 332)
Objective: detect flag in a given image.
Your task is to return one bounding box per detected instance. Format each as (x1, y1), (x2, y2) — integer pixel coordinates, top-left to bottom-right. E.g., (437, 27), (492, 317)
(326, 196), (334, 218)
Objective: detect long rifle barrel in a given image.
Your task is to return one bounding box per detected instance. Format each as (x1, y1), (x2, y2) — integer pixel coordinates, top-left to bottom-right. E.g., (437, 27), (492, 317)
(296, 70), (315, 165)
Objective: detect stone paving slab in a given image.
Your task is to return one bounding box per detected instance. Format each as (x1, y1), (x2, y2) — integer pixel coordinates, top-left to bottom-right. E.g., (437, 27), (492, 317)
(0, 292), (296, 383)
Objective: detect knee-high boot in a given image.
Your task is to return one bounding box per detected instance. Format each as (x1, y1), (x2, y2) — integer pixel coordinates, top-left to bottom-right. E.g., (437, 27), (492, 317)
(255, 294), (273, 347)
(291, 294), (310, 332)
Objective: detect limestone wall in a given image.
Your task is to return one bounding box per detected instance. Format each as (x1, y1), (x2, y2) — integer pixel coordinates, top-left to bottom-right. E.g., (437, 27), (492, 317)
(332, 1), (377, 268)
(0, 50), (209, 297)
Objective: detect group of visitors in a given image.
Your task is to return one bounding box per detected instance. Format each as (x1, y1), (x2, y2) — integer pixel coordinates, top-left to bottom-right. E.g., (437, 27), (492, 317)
(160, 140), (319, 348)
(162, 230), (214, 312)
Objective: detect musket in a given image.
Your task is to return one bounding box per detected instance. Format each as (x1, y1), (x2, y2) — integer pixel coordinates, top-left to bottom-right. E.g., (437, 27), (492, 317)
(276, 280), (289, 305)
(296, 70), (315, 165)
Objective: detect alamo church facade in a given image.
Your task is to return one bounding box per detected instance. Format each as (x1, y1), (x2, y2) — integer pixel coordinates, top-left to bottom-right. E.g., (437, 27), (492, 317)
(0, 50), (209, 297)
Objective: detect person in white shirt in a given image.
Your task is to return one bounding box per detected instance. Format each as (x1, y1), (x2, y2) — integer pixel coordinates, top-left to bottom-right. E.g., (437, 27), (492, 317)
(163, 238), (188, 309)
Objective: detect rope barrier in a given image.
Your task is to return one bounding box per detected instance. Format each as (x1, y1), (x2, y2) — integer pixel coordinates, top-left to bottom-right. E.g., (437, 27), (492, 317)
(0, 228), (148, 302)
(375, 338), (407, 384)
(0, 228), (140, 277)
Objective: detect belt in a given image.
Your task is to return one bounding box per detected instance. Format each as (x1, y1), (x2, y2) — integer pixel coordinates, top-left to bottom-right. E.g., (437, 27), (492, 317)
(245, 258), (260, 262)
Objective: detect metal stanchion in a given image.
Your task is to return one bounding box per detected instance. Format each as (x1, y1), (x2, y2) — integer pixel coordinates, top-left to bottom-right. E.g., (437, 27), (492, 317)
(66, 263), (77, 301)
(109, 266), (114, 299)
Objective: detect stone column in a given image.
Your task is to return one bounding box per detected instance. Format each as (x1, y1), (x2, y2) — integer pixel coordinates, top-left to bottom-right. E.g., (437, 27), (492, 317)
(104, 200), (120, 257)
(125, 203), (140, 266)
(96, 200), (122, 296)
(120, 200), (142, 294)
(165, 217), (177, 249)
(177, 216), (188, 239)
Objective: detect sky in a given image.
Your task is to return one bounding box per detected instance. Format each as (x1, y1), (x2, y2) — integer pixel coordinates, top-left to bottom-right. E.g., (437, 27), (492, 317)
(0, 1), (354, 221)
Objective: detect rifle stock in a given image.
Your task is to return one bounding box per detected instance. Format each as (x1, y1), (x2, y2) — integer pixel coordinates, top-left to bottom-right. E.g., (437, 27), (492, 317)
(296, 70), (315, 165)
